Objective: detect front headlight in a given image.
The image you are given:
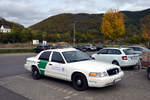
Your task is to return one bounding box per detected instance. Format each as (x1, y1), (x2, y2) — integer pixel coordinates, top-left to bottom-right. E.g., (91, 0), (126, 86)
(89, 72), (108, 77)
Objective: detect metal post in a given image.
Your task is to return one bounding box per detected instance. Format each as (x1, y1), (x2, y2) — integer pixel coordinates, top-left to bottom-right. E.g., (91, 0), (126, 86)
(73, 22), (76, 46)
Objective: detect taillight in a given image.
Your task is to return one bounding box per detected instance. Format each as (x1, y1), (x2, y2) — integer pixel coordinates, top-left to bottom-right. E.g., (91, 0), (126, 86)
(122, 56), (127, 60)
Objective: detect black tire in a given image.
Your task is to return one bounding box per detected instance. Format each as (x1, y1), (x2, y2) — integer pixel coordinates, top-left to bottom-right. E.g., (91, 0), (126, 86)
(112, 61), (119, 66)
(32, 67), (41, 80)
(147, 68), (150, 80)
(72, 73), (88, 91)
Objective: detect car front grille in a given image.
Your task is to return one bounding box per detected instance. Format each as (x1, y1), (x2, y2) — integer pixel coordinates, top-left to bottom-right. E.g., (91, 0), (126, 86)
(107, 68), (119, 76)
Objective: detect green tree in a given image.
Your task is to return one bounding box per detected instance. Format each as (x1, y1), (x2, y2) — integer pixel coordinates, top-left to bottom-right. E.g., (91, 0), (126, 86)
(128, 34), (141, 44)
(31, 30), (42, 41)
(61, 32), (72, 42)
(101, 9), (125, 41)
(47, 34), (61, 42)
(20, 29), (32, 43)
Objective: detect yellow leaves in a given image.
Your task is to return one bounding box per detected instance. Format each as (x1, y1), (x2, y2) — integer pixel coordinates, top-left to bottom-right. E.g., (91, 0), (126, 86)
(141, 14), (150, 42)
(101, 8), (125, 41)
(142, 32), (150, 42)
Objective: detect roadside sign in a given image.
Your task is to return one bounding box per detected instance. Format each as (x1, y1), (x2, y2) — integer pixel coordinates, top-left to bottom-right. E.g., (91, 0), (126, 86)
(33, 40), (39, 45)
(42, 41), (47, 45)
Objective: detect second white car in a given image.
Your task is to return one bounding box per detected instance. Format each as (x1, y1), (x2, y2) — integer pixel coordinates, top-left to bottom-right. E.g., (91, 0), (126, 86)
(92, 48), (140, 67)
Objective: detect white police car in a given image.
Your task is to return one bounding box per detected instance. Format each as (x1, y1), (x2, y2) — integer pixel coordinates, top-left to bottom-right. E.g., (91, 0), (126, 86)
(24, 48), (124, 91)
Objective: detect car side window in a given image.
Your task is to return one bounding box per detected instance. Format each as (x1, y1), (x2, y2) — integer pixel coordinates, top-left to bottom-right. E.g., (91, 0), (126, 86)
(98, 49), (108, 54)
(108, 49), (114, 54)
(135, 47), (143, 51)
(115, 50), (121, 55)
(107, 49), (121, 55)
(39, 51), (51, 61)
(51, 52), (65, 64)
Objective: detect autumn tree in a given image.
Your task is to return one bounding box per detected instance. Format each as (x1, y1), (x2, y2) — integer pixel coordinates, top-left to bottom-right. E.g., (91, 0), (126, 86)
(101, 9), (125, 41)
(141, 14), (150, 47)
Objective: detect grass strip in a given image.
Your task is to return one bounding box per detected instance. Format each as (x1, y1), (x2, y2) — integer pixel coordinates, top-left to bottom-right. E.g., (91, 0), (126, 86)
(0, 48), (33, 54)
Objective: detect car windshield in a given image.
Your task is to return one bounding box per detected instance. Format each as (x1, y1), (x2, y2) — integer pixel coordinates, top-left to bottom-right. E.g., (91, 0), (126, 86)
(123, 49), (137, 55)
(128, 46), (149, 52)
(141, 47), (149, 51)
(62, 51), (92, 63)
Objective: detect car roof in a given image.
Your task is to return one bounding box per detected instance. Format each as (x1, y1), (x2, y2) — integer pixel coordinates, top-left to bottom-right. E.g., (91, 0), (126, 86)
(103, 47), (130, 50)
(127, 46), (145, 48)
(44, 48), (78, 52)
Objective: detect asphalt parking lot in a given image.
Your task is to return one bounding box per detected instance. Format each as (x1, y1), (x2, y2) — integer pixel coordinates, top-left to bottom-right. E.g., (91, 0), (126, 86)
(0, 53), (150, 100)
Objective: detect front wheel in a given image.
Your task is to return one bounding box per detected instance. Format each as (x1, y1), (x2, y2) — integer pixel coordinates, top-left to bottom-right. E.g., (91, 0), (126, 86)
(72, 73), (88, 91)
(32, 67), (41, 80)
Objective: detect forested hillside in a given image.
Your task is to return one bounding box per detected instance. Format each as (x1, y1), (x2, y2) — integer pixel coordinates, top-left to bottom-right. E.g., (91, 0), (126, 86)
(30, 8), (150, 34)
(1, 8), (150, 44)
(29, 8), (150, 44)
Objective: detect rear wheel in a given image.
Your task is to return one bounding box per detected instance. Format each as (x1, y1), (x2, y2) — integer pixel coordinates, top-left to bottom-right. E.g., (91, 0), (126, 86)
(112, 61), (119, 66)
(32, 67), (41, 80)
(72, 73), (88, 91)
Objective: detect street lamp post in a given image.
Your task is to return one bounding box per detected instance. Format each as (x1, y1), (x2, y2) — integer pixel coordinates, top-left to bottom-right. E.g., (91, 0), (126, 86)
(73, 22), (76, 46)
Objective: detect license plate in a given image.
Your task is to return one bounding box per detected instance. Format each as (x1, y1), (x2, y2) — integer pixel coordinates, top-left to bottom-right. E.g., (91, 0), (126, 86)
(113, 78), (121, 83)
(131, 56), (137, 60)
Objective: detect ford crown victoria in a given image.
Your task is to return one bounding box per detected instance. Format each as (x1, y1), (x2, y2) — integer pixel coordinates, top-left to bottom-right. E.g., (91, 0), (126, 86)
(24, 48), (124, 91)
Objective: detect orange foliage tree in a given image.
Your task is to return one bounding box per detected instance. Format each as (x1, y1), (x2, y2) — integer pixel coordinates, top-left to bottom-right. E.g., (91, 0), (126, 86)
(141, 14), (150, 47)
(101, 9), (125, 41)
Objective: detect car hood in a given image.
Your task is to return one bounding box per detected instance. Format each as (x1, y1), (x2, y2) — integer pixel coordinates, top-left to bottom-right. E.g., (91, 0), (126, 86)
(26, 56), (37, 61)
(68, 60), (119, 72)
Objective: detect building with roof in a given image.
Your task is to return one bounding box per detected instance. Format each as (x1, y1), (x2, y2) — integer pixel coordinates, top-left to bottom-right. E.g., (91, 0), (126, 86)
(0, 25), (11, 33)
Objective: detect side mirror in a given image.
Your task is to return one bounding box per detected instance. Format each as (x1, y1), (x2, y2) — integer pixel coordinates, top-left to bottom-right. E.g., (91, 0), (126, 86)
(90, 56), (95, 60)
(97, 52), (100, 54)
(91, 57), (95, 60)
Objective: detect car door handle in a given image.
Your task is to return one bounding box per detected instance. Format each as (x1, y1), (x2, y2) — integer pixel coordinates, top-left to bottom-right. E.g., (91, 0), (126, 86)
(37, 61), (40, 64)
(49, 63), (52, 65)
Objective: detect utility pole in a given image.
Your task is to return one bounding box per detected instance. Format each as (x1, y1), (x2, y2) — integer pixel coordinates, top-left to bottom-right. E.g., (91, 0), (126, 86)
(73, 21), (76, 46)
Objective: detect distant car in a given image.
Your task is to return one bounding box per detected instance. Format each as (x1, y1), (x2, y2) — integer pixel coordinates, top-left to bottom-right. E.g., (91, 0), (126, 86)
(52, 45), (71, 49)
(96, 45), (104, 51)
(24, 48), (124, 91)
(127, 46), (150, 53)
(127, 46), (150, 60)
(92, 48), (140, 68)
(34, 45), (51, 53)
(84, 44), (97, 51)
(74, 45), (87, 52)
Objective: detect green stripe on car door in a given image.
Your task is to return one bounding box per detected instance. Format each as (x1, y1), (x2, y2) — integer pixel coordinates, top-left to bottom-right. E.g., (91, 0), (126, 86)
(38, 60), (48, 75)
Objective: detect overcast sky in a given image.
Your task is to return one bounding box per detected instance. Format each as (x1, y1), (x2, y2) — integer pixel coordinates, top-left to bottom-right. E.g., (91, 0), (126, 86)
(0, 0), (150, 27)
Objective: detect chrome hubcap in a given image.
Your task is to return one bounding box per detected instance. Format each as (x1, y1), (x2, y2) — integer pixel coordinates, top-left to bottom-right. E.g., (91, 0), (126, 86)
(34, 71), (37, 75)
(77, 80), (82, 85)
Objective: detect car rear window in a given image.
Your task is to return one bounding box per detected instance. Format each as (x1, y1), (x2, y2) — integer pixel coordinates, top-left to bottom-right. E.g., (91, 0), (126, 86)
(123, 49), (136, 55)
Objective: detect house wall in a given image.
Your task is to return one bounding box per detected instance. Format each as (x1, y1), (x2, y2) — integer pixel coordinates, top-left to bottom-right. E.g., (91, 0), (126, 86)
(0, 26), (11, 33)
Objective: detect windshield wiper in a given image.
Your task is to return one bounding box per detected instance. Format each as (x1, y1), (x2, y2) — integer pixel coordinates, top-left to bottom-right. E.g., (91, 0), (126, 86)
(78, 59), (91, 61)
(70, 59), (80, 62)
(70, 59), (90, 62)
